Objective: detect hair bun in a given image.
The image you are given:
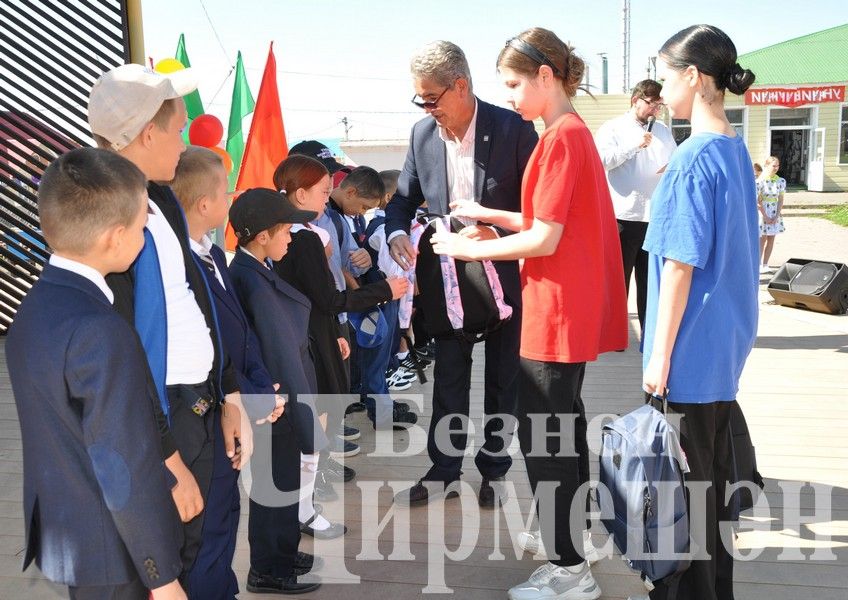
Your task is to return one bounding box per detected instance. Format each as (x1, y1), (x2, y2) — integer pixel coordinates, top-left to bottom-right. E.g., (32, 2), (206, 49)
(725, 63), (756, 95)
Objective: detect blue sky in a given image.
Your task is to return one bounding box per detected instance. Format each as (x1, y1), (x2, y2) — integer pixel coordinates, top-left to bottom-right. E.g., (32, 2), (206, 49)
(140, 0), (847, 141)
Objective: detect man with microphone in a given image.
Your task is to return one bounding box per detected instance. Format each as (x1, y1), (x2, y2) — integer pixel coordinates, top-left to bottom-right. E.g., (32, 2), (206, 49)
(595, 79), (676, 339)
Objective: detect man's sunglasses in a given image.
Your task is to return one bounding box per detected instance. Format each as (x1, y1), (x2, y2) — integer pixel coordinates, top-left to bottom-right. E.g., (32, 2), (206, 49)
(411, 86), (450, 110)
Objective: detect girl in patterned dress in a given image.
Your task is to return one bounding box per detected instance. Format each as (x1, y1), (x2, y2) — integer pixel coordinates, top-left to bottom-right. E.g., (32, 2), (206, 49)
(757, 156), (786, 273)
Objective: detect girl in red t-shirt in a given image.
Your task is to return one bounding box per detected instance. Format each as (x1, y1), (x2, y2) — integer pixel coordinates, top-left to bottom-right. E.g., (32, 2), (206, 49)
(432, 27), (626, 600)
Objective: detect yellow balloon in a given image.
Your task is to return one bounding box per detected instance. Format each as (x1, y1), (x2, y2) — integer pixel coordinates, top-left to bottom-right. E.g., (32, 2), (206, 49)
(154, 58), (185, 74)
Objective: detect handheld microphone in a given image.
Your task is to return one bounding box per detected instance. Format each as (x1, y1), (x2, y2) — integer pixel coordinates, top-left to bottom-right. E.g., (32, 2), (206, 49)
(646, 116), (655, 133)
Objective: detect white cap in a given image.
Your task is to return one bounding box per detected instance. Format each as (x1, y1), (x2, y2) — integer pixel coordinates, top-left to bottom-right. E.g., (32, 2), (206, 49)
(87, 63), (198, 151)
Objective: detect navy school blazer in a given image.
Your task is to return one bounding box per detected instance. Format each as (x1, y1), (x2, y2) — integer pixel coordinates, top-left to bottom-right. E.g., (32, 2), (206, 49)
(196, 243), (277, 421)
(227, 249), (328, 454)
(384, 98), (538, 307)
(6, 265), (182, 587)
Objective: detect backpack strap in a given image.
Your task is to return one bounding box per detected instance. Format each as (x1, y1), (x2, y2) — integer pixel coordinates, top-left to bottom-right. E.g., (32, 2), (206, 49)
(327, 207), (347, 248)
(479, 259), (513, 321)
(433, 216), (465, 333)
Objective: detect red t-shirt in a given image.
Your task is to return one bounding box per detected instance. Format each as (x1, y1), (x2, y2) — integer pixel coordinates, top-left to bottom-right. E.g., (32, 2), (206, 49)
(520, 112), (628, 363)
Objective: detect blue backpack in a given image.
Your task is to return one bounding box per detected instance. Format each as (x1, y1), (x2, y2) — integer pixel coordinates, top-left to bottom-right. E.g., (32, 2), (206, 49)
(598, 397), (690, 587)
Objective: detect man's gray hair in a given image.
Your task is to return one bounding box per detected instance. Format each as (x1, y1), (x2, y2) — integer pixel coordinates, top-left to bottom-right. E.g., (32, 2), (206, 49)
(410, 41), (473, 90)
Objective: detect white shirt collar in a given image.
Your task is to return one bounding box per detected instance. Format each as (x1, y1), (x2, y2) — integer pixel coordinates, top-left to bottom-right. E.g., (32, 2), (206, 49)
(189, 234), (214, 257)
(438, 99), (478, 147)
(49, 254), (114, 304)
(239, 246), (271, 269)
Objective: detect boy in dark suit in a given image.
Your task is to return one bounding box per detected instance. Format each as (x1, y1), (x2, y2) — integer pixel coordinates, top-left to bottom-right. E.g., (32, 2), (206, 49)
(227, 188), (327, 594)
(6, 148), (186, 599)
(170, 147), (318, 595)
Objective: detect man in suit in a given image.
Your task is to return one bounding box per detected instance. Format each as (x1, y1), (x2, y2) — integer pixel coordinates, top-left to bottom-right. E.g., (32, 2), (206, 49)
(385, 40), (538, 506)
(7, 148), (186, 599)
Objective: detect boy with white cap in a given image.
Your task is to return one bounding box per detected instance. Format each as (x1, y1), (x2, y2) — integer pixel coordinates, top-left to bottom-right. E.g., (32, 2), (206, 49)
(87, 63), (247, 598)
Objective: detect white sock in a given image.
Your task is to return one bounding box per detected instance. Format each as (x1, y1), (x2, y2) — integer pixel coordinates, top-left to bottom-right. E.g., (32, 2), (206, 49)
(298, 453), (330, 530)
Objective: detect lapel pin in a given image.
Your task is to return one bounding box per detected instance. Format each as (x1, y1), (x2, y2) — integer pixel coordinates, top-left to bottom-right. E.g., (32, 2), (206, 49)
(483, 135), (489, 142)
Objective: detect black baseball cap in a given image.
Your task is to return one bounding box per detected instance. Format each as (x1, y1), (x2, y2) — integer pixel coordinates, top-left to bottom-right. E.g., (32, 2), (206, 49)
(229, 188), (317, 243)
(289, 139), (347, 174)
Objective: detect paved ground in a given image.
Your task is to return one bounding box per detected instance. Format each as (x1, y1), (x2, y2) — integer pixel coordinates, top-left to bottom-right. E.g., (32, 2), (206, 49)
(0, 217), (846, 599)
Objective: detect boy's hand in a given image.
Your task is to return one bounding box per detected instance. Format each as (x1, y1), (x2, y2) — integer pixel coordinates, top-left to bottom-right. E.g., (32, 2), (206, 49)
(222, 392), (252, 470)
(256, 383), (286, 425)
(150, 579), (187, 600)
(386, 276), (409, 299)
(164, 452), (203, 522)
(349, 248), (372, 269)
(337, 337), (351, 360)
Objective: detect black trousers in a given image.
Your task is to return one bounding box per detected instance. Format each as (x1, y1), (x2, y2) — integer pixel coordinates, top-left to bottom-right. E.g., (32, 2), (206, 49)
(166, 383), (216, 578)
(618, 219), (649, 331)
(423, 306), (520, 483)
(516, 359), (590, 567)
(650, 401), (735, 600)
(68, 578), (148, 600)
(248, 417), (302, 578)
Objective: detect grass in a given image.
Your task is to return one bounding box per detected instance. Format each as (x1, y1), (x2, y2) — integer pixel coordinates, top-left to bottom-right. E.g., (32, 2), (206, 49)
(821, 204), (848, 227)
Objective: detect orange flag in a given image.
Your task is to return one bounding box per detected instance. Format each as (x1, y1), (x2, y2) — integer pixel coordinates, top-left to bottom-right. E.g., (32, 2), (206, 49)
(226, 42), (288, 250)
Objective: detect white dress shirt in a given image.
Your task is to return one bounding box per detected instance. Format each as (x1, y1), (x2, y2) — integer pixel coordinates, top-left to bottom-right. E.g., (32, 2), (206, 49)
(440, 100), (478, 226)
(190, 234), (225, 289)
(146, 200), (214, 385)
(48, 254), (114, 304)
(594, 112), (677, 222)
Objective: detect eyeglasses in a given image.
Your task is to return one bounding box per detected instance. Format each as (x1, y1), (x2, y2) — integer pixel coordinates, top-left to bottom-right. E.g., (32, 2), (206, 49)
(411, 87), (450, 110)
(641, 97), (665, 108)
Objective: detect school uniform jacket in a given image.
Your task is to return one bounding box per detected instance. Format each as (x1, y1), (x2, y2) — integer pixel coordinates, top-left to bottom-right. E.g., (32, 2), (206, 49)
(197, 244), (276, 421)
(6, 265), (182, 587)
(228, 249), (328, 454)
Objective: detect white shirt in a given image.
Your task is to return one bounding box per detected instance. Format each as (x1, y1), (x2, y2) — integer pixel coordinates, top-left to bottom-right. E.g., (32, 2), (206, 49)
(440, 100), (478, 221)
(190, 234), (225, 290)
(238, 246), (271, 269)
(48, 254), (113, 304)
(594, 112), (677, 222)
(367, 209), (406, 279)
(146, 200), (214, 385)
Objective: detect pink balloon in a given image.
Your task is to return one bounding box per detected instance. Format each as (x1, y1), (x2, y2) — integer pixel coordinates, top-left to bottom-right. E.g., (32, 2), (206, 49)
(189, 114), (224, 147)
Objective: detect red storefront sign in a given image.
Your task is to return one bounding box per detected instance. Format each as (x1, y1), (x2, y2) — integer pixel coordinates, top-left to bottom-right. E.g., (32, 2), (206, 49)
(745, 85), (845, 108)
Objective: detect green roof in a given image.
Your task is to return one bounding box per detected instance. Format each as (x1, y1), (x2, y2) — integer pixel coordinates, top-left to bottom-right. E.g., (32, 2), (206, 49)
(739, 24), (848, 85)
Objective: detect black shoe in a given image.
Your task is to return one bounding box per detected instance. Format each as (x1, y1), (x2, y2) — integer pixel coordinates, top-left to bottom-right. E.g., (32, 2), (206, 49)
(300, 513), (347, 539)
(345, 400), (366, 415)
(293, 551), (324, 576)
(393, 401), (410, 413)
(339, 424), (360, 441)
(479, 476), (506, 508)
(313, 470), (338, 502)
(370, 405), (418, 430)
(246, 567), (321, 594)
(394, 479), (459, 506)
(329, 438), (360, 458)
(322, 456), (355, 482)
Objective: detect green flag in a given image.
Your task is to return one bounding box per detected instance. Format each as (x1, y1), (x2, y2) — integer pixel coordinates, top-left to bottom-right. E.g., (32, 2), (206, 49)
(175, 33), (205, 141)
(226, 51), (255, 190)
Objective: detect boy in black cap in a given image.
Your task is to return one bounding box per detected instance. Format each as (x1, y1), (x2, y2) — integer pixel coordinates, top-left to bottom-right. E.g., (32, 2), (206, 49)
(227, 189), (327, 594)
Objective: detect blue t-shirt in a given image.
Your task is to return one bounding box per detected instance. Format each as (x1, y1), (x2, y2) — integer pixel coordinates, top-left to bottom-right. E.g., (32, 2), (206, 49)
(642, 133), (759, 403)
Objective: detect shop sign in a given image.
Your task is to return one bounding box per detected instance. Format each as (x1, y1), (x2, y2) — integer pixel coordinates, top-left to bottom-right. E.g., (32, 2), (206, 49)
(745, 85), (845, 107)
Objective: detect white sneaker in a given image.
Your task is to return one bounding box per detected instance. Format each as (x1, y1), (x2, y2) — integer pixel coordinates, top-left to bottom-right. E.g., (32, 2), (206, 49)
(517, 530), (601, 564)
(387, 370), (413, 391)
(508, 561), (601, 600)
(759, 263), (771, 274)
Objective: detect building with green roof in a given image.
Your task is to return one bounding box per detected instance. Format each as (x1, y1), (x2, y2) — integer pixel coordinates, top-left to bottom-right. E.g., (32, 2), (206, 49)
(722, 24), (848, 191)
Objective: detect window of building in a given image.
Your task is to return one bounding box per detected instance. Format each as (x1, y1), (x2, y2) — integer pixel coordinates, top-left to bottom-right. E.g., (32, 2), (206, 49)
(671, 108), (745, 145)
(769, 107), (812, 127)
(840, 104), (848, 164)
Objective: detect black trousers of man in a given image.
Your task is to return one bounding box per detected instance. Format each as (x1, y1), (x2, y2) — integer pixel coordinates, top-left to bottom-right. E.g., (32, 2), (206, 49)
(423, 306), (520, 483)
(618, 219), (650, 332)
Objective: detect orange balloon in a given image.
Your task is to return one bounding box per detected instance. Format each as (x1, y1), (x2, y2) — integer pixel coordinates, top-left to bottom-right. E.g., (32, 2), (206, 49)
(209, 146), (233, 173)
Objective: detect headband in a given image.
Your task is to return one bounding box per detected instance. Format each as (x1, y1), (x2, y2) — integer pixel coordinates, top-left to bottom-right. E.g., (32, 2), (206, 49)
(505, 37), (564, 78)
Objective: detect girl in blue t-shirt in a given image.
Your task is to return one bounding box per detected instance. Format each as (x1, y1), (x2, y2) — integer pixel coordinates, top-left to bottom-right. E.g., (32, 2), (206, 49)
(642, 25), (759, 600)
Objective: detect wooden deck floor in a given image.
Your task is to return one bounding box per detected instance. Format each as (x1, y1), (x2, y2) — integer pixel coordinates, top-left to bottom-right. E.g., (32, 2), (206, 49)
(1, 217), (847, 599)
